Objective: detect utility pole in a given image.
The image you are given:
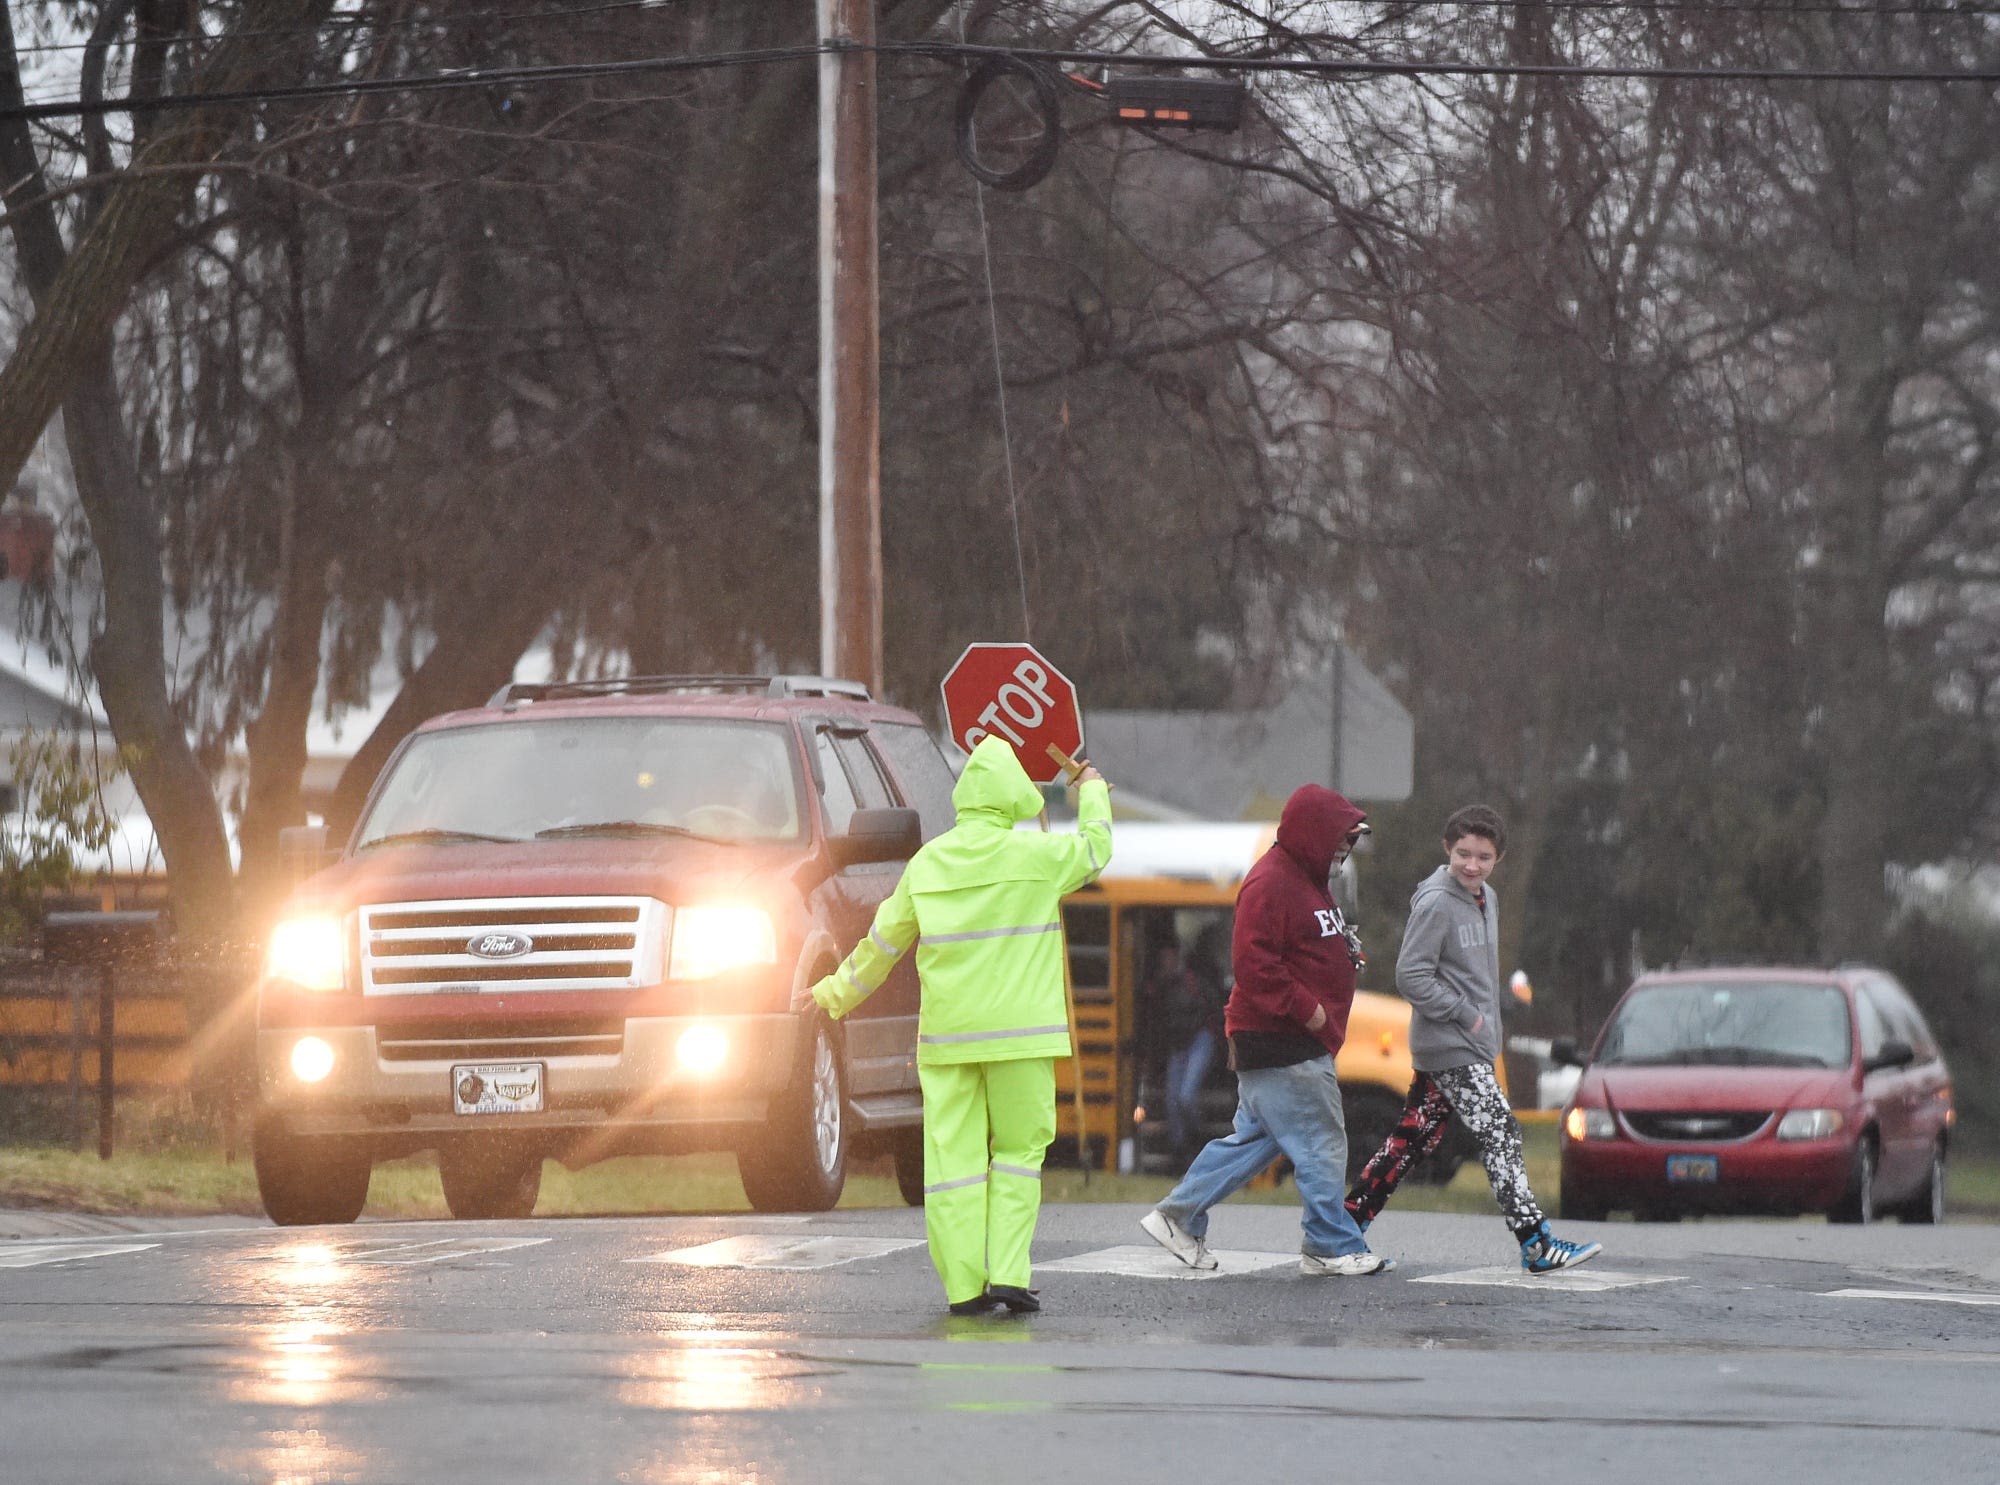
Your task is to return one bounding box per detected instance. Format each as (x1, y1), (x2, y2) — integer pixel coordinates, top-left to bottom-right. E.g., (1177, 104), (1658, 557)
(817, 0), (883, 695)
(1330, 639), (1346, 794)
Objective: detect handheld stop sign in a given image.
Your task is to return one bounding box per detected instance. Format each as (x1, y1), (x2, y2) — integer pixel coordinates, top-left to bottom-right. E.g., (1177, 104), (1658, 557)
(940, 643), (1084, 783)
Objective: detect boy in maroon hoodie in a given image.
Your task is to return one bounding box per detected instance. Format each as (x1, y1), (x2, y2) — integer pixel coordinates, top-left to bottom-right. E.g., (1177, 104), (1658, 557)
(1139, 785), (1394, 1276)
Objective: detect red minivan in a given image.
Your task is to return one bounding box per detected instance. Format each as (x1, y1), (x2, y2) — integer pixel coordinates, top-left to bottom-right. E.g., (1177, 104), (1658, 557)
(1556, 966), (1954, 1223)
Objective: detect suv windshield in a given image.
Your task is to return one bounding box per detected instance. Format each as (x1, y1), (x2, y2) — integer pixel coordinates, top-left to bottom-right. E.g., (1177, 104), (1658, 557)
(1596, 981), (1852, 1069)
(356, 718), (805, 848)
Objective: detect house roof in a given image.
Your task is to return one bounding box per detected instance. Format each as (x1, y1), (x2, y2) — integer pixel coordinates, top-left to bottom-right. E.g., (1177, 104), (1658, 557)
(1079, 647), (1414, 819)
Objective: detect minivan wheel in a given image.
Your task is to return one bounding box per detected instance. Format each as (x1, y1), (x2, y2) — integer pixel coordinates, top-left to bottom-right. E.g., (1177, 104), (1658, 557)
(1829, 1136), (1877, 1225)
(739, 1015), (848, 1212)
(253, 1119), (371, 1227)
(438, 1143), (543, 1220)
(1559, 1177), (1608, 1223)
(1896, 1143), (1946, 1225)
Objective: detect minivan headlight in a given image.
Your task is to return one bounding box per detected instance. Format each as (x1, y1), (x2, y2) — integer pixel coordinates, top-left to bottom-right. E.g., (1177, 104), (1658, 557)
(669, 905), (777, 980)
(1564, 1107), (1617, 1141)
(267, 916), (345, 993)
(1776, 1108), (1845, 1140)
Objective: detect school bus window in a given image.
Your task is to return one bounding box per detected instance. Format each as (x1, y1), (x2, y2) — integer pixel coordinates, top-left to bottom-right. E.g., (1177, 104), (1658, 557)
(1063, 902), (1111, 992)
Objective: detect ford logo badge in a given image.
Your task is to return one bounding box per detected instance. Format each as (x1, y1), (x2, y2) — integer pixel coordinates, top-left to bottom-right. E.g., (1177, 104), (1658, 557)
(468, 931), (533, 959)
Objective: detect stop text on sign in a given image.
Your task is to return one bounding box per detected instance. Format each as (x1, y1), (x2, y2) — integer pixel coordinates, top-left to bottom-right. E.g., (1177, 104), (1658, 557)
(965, 656), (1058, 749)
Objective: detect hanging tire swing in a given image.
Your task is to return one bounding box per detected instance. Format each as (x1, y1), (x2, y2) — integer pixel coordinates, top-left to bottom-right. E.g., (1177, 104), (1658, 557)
(953, 56), (1064, 192)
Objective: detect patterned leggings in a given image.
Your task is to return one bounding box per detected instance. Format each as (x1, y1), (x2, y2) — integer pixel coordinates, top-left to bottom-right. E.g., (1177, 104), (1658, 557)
(1344, 1063), (1543, 1240)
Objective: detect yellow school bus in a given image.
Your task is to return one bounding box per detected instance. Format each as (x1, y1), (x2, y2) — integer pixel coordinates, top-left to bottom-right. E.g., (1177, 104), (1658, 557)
(1053, 823), (1468, 1179)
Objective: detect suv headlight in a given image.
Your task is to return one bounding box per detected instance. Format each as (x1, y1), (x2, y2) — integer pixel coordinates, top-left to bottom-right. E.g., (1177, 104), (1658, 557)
(267, 916), (345, 993)
(669, 905), (776, 980)
(1776, 1108), (1845, 1141)
(1563, 1107), (1617, 1141)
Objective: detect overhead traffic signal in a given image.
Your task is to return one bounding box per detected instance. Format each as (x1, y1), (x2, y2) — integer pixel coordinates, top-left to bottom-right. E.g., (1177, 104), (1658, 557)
(1104, 75), (1246, 131)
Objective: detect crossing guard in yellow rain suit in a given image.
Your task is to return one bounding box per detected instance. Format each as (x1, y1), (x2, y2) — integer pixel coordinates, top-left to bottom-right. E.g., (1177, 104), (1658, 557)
(807, 735), (1112, 1315)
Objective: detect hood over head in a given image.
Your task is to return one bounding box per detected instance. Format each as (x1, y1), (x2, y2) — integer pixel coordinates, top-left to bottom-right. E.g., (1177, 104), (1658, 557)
(952, 735), (1046, 824)
(1275, 784), (1368, 883)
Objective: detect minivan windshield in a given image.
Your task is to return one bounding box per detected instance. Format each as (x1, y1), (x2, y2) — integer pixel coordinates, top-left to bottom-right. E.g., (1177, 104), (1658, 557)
(1595, 981), (1852, 1069)
(356, 718), (804, 848)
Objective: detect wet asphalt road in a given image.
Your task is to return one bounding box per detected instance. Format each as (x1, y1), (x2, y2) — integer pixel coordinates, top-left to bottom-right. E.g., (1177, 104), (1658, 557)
(2, 1203), (1996, 1485)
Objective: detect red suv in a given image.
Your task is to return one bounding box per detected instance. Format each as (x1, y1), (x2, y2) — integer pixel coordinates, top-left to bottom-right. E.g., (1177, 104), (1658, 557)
(1556, 966), (1954, 1223)
(253, 676), (958, 1225)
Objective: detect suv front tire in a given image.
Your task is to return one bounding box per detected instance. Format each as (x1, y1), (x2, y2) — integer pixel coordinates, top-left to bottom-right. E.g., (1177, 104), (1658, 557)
(738, 1014), (848, 1212)
(253, 1119), (371, 1227)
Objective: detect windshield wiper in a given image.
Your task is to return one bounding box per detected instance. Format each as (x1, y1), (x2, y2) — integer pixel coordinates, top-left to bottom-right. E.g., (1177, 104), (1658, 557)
(534, 820), (736, 844)
(1606, 1046), (1834, 1069)
(359, 828), (522, 850)
(1598, 1053), (1690, 1068)
(1689, 1045), (1834, 1068)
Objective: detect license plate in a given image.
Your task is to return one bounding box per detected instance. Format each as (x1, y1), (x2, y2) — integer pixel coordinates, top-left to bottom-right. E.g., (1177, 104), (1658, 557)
(452, 1062), (545, 1115)
(1666, 1153), (1718, 1184)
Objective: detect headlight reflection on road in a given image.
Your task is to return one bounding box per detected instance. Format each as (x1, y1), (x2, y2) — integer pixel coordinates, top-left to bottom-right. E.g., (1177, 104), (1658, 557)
(618, 1347), (836, 1485)
(273, 1243), (347, 1288)
(224, 1321), (366, 1409)
(242, 1428), (373, 1485)
(617, 1345), (828, 1413)
(258, 1322), (338, 1404)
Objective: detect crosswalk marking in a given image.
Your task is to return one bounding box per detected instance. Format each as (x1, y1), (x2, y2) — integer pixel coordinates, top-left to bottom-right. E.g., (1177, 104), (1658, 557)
(1035, 1245), (1298, 1279)
(348, 1237), (550, 1265)
(0, 1242), (158, 1270)
(1823, 1287), (2000, 1308)
(632, 1235), (922, 1271)
(244, 1237), (551, 1266)
(1410, 1265), (1680, 1293)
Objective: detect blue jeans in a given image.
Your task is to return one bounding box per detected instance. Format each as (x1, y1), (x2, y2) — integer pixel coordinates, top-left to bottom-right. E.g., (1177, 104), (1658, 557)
(1164, 1028), (1219, 1152)
(1155, 1053), (1370, 1258)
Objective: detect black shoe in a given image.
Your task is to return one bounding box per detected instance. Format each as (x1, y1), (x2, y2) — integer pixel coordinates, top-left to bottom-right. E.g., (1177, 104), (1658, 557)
(948, 1294), (1002, 1316)
(986, 1285), (1041, 1314)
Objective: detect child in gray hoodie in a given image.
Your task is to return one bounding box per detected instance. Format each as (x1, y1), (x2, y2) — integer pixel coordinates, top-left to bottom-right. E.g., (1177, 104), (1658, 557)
(1344, 805), (1602, 1273)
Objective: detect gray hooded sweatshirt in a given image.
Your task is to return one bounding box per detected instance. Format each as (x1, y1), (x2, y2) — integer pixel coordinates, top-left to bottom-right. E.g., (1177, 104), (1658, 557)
(1396, 865), (1503, 1072)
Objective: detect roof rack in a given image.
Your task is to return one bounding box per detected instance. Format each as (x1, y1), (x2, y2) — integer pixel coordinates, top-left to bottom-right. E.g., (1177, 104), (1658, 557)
(486, 675), (873, 708)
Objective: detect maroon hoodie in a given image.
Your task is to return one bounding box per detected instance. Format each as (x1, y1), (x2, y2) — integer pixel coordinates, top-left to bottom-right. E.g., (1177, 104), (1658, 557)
(1224, 785), (1369, 1069)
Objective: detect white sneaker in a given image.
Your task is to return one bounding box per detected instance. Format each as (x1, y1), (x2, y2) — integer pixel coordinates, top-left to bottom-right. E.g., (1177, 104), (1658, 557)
(1140, 1209), (1218, 1270)
(1300, 1251), (1396, 1277)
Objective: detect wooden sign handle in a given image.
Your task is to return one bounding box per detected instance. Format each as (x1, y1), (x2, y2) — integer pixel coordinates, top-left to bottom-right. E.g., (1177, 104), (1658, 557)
(1046, 744), (1087, 785)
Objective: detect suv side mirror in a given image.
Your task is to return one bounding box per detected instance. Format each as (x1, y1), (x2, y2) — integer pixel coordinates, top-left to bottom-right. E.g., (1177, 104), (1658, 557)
(1548, 1036), (1587, 1068)
(1864, 1037), (1915, 1073)
(833, 807), (921, 867)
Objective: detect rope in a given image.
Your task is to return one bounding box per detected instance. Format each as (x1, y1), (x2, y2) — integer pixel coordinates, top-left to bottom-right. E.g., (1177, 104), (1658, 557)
(958, 5), (1033, 642)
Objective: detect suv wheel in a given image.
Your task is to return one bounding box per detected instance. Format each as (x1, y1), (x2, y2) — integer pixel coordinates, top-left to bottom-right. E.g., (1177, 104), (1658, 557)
(253, 1118), (371, 1227)
(438, 1143), (544, 1220)
(892, 1126), (925, 1207)
(739, 1015), (848, 1212)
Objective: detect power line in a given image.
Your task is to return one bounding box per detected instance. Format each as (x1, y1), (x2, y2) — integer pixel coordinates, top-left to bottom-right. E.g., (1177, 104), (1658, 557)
(4, 0), (689, 58)
(1339, 0), (2000, 14)
(3, 36), (1999, 125)
(882, 36), (2000, 83)
(0, 43), (825, 124)
(12, 0), (1996, 60)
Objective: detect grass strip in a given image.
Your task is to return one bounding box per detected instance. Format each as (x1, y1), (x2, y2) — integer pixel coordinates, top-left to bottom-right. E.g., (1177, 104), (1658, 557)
(2, 1123), (1993, 1221)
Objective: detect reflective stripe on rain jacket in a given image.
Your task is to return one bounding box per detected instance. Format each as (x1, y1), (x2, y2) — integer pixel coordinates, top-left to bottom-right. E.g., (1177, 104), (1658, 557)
(811, 735), (1112, 1066)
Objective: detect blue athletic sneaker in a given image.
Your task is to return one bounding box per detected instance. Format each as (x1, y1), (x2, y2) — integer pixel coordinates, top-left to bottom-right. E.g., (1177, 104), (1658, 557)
(1519, 1220), (1602, 1274)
